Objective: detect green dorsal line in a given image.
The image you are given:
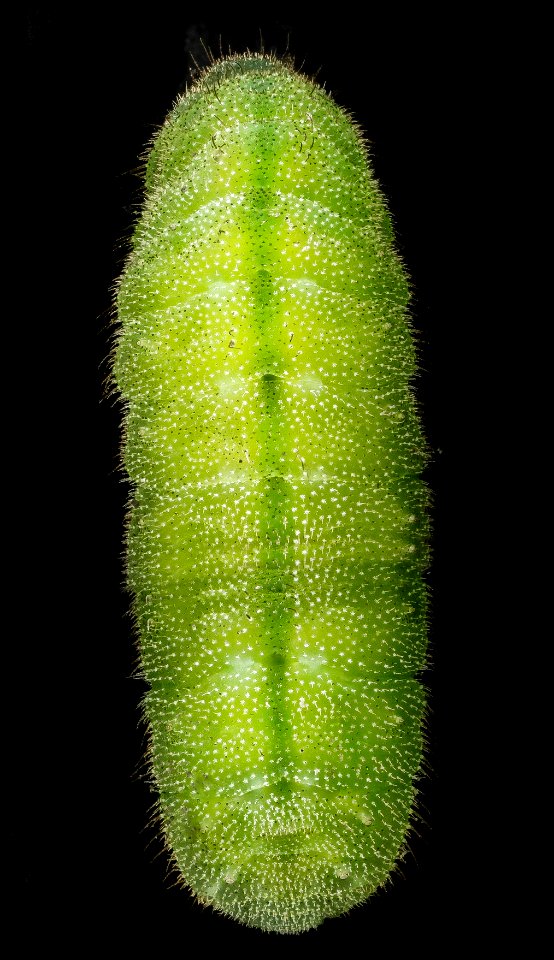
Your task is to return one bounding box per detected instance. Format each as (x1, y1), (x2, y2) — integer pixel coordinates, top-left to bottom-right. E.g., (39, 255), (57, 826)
(248, 92), (296, 795)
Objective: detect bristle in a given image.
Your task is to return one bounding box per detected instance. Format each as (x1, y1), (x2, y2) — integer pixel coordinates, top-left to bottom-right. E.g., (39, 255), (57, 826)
(113, 53), (429, 934)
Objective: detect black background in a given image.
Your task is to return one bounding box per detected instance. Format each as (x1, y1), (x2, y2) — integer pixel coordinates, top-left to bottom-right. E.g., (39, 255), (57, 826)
(17, 5), (506, 952)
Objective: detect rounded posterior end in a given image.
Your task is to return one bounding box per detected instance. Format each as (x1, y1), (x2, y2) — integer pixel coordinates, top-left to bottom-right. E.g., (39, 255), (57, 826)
(179, 790), (395, 934)
(197, 840), (372, 934)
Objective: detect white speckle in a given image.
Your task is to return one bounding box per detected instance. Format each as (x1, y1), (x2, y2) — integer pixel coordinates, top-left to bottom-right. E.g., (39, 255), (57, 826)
(207, 280), (233, 298)
(293, 277), (318, 292)
(295, 373), (324, 394)
(298, 653), (327, 673)
(247, 774), (266, 792)
(217, 375), (244, 398)
(293, 767), (321, 787)
(230, 655), (256, 676)
(305, 468), (330, 487)
(216, 466), (249, 485)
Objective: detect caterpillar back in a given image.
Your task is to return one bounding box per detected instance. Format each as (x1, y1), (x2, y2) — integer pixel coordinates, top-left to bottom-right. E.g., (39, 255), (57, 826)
(114, 52), (429, 934)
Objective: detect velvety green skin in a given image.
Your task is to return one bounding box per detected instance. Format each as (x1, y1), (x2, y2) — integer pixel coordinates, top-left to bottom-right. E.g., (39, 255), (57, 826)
(114, 54), (428, 934)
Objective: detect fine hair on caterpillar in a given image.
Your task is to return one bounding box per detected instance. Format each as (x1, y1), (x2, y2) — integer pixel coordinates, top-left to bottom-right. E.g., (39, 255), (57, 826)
(113, 49), (430, 934)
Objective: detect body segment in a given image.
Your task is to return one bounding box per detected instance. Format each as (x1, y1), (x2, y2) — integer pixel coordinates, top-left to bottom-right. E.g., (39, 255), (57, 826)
(114, 54), (429, 933)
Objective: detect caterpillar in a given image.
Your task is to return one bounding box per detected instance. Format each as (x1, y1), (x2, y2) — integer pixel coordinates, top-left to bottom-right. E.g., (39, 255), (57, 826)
(113, 51), (429, 934)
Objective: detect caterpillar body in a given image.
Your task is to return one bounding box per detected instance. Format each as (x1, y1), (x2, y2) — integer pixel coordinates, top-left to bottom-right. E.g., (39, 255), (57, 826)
(114, 52), (429, 934)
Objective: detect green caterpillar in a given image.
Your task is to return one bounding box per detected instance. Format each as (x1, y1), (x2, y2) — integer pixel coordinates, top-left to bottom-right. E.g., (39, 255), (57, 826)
(114, 52), (429, 934)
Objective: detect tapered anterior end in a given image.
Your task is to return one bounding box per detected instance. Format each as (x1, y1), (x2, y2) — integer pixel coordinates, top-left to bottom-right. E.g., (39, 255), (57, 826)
(194, 51), (296, 94)
(199, 50), (289, 77)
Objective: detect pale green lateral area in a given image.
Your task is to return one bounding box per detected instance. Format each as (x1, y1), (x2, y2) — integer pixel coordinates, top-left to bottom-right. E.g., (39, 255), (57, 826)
(114, 53), (429, 934)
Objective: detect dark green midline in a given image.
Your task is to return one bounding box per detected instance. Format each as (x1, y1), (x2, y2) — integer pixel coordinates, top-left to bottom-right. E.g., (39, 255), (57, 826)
(247, 74), (295, 796)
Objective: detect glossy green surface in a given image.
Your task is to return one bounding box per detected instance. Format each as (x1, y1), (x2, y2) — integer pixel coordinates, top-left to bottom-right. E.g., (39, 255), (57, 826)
(114, 53), (429, 933)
